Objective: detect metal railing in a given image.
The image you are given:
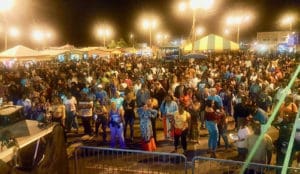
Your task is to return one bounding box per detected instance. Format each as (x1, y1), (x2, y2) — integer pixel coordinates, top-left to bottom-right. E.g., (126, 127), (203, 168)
(74, 146), (187, 174)
(191, 156), (300, 174)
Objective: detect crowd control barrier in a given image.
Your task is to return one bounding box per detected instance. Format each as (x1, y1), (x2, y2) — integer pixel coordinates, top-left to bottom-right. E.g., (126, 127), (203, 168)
(191, 156), (300, 174)
(74, 146), (187, 174)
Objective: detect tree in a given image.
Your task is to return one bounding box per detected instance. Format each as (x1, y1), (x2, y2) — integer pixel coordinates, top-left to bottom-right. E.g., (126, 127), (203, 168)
(117, 38), (128, 48)
(108, 40), (117, 48)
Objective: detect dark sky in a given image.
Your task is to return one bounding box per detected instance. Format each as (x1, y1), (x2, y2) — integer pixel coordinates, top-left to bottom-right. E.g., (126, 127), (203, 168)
(2, 0), (300, 48)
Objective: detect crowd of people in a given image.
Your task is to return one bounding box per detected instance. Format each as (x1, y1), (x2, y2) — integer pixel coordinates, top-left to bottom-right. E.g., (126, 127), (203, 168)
(0, 52), (299, 172)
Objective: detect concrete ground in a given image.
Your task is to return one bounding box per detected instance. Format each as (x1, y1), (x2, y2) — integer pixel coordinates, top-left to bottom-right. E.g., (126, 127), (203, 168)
(66, 116), (280, 164)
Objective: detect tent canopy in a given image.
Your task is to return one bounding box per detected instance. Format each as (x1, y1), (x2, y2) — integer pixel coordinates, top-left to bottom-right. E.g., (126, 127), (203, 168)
(0, 45), (40, 58)
(184, 34), (239, 51)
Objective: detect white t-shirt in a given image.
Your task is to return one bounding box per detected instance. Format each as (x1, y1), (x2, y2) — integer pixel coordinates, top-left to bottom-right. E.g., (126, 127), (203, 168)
(237, 126), (251, 148)
(64, 97), (77, 112)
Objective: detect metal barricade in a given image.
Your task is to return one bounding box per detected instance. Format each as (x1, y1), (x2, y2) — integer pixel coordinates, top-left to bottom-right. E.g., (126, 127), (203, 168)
(74, 146), (187, 174)
(191, 156), (300, 174)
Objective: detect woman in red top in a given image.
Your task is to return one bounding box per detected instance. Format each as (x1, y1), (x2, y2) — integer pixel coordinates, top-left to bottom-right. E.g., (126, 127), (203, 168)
(204, 99), (219, 158)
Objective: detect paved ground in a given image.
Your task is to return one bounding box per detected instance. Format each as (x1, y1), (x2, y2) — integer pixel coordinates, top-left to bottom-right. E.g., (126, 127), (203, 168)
(66, 116), (279, 163)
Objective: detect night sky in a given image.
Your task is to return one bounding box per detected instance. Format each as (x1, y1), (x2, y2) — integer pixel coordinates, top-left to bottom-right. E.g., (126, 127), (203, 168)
(2, 0), (300, 48)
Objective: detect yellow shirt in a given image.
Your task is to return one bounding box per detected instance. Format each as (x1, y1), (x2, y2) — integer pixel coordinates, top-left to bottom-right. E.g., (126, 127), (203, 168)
(174, 111), (190, 130)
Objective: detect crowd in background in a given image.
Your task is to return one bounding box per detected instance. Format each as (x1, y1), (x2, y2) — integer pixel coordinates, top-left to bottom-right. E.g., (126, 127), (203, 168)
(0, 52), (299, 171)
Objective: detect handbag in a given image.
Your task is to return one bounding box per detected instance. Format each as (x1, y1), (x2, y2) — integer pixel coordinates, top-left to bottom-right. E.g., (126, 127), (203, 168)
(174, 128), (183, 136)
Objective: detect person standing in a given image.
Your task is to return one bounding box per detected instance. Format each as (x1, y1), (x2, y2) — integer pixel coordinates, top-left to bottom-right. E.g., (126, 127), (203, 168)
(78, 93), (93, 136)
(204, 99), (219, 158)
(188, 98), (201, 142)
(245, 121), (273, 173)
(110, 91), (124, 110)
(51, 96), (66, 127)
(235, 119), (251, 161)
(151, 81), (166, 144)
(137, 99), (158, 151)
(136, 84), (151, 108)
(123, 92), (136, 142)
(160, 94), (178, 140)
(215, 104), (230, 150)
(94, 101), (108, 143)
(173, 104), (191, 155)
(64, 92), (78, 133)
(109, 102), (125, 148)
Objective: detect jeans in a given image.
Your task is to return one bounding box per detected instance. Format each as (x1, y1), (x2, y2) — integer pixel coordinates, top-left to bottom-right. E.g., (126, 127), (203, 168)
(205, 120), (219, 151)
(110, 123), (125, 148)
(66, 111), (78, 131)
(124, 116), (134, 140)
(218, 128), (229, 148)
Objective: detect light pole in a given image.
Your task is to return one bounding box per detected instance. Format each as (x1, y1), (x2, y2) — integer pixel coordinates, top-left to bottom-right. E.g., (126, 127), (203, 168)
(178, 0), (214, 51)
(195, 26), (205, 39)
(32, 29), (45, 50)
(0, 0), (14, 50)
(281, 15), (296, 31)
(130, 33), (134, 48)
(96, 26), (112, 48)
(7, 26), (20, 47)
(142, 18), (157, 48)
(226, 15), (251, 44)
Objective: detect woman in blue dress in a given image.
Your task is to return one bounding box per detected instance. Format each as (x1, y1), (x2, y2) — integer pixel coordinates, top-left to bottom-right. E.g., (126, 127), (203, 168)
(137, 99), (158, 151)
(109, 102), (125, 148)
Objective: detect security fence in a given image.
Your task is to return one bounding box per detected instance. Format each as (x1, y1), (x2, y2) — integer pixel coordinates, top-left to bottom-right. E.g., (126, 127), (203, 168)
(74, 146), (187, 174)
(192, 156), (300, 174)
(73, 146), (300, 174)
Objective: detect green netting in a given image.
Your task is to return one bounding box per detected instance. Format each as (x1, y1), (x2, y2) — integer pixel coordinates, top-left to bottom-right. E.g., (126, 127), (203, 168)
(241, 65), (300, 174)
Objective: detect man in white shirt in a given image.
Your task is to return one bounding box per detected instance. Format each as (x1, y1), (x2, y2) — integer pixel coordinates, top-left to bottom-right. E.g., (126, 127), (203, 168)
(64, 93), (78, 132)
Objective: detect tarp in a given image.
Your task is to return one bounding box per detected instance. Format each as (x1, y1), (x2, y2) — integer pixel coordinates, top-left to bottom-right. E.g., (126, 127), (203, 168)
(184, 34), (239, 51)
(39, 49), (67, 56)
(0, 45), (40, 58)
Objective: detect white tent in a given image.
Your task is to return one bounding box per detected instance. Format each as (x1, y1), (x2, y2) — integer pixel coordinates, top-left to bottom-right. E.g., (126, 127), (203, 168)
(0, 45), (40, 59)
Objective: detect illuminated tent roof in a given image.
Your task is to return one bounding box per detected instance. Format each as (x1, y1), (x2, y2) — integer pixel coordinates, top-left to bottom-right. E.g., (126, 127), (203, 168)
(39, 49), (67, 56)
(184, 34), (239, 51)
(0, 45), (40, 58)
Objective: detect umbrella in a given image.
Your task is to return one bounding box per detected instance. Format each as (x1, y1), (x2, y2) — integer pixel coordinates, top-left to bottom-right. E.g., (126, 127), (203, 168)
(182, 53), (207, 59)
(184, 34), (239, 51)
